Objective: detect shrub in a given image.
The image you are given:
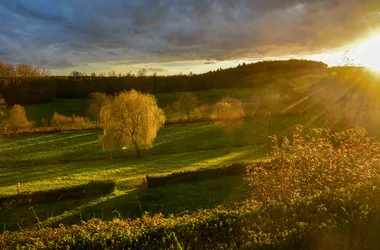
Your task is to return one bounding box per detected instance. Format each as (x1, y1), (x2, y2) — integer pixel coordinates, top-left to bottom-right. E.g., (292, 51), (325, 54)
(50, 112), (91, 131)
(246, 125), (380, 202)
(193, 104), (212, 121)
(2, 181), (380, 249)
(4, 104), (33, 133)
(146, 163), (249, 187)
(0, 180), (115, 208)
(50, 112), (74, 129)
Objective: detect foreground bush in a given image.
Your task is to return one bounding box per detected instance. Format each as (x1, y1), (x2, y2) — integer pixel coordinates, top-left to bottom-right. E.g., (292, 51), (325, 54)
(2, 181), (380, 249)
(247, 126), (380, 202)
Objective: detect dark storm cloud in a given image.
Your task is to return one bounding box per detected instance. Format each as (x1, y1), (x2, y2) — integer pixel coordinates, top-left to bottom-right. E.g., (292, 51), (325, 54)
(0, 0), (379, 70)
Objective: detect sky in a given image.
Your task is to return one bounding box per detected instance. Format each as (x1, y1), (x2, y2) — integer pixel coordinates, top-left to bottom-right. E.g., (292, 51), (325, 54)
(0, 0), (380, 75)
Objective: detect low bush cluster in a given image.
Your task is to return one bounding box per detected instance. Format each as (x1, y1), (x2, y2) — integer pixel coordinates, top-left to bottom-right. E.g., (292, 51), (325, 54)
(50, 112), (92, 131)
(146, 163), (254, 187)
(2, 181), (380, 249)
(0, 180), (115, 209)
(247, 126), (380, 202)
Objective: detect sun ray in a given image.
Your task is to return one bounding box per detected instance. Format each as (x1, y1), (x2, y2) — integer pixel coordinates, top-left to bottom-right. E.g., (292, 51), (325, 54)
(351, 35), (380, 71)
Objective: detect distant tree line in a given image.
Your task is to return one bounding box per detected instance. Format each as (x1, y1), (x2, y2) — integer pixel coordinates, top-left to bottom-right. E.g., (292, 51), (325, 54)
(0, 59), (327, 105)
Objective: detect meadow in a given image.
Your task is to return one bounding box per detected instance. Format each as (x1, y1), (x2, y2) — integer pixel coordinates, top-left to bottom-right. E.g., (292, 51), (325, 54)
(0, 76), (332, 232)
(0, 113), (305, 230)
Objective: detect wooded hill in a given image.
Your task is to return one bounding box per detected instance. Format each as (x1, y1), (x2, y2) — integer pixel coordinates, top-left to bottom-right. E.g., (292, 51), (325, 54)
(0, 59), (327, 105)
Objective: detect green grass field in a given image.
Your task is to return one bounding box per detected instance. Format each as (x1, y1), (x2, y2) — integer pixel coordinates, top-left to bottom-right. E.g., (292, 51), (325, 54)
(0, 82), (325, 232)
(0, 116), (301, 167)
(0, 117), (303, 193)
(0, 113), (308, 231)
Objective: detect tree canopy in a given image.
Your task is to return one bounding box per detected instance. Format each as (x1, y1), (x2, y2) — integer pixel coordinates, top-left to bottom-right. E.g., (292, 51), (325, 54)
(100, 89), (165, 157)
(174, 92), (198, 121)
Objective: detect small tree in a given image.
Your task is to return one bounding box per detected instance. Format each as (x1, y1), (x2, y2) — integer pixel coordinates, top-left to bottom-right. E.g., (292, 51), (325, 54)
(137, 68), (147, 77)
(100, 89), (165, 157)
(88, 92), (110, 127)
(212, 98), (245, 153)
(0, 97), (7, 134)
(7, 104), (32, 133)
(174, 92), (198, 121)
(243, 101), (266, 154)
(69, 71), (85, 77)
(0, 97), (6, 120)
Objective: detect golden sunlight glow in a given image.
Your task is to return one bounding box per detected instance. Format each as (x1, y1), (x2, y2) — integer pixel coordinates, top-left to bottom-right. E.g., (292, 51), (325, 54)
(351, 35), (380, 71)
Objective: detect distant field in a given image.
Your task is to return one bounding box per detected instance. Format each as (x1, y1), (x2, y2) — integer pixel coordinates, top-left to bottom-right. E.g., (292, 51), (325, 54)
(155, 87), (269, 107)
(24, 99), (89, 125)
(22, 87), (271, 124)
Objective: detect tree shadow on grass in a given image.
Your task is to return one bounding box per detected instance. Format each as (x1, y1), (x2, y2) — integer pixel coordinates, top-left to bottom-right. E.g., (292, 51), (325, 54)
(0, 148), (230, 193)
(54, 175), (250, 228)
(0, 194), (100, 232)
(1, 145), (260, 231)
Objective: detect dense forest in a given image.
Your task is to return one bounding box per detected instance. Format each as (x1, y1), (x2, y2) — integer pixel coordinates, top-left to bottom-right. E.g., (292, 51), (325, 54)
(0, 59), (327, 104)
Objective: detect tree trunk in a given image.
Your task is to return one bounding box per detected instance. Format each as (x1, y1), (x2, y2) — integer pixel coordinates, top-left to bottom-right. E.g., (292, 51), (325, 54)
(134, 142), (141, 157)
(226, 132), (230, 154)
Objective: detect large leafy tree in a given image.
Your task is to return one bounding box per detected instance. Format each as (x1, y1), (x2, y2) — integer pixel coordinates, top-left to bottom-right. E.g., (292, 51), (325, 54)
(100, 89), (165, 157)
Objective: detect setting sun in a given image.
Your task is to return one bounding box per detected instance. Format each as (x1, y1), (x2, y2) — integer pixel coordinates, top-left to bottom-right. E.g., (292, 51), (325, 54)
(352, 35), (380, 70)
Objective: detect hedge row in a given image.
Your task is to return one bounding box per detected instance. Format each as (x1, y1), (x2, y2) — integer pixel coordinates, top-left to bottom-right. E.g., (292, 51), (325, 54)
(2, 181), (380, 249)
(146, 163), (246, 187)
(146, 162), (271, 188)
(0, 180), (115, 209)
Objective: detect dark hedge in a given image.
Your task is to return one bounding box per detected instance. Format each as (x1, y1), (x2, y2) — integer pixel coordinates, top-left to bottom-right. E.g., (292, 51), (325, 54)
(0, 180), (115, 208)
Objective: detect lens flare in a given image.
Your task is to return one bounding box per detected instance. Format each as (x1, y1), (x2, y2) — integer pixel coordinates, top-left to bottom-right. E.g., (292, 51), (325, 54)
(352, 35), (380, 71)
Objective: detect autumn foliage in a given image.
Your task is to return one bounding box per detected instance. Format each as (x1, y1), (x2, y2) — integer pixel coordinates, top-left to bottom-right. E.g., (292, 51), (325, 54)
(247, 126), (380, 202)
(50, 112), (91, 131)
(100, 89), (165, 157)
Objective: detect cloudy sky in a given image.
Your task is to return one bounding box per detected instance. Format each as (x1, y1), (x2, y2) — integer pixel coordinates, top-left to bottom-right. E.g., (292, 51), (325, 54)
(0, 0), (380, 75)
